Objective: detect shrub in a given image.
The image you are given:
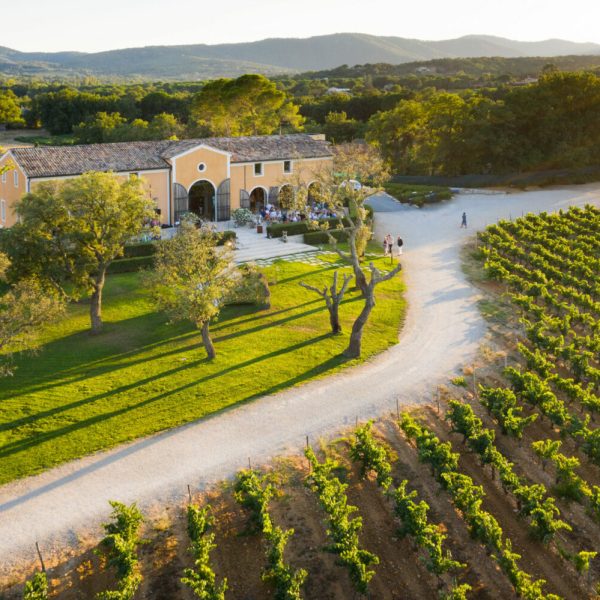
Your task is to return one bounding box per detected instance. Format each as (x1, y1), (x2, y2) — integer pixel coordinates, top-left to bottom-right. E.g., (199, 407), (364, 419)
(304, 229), (350, 245)
(217, 230), (236, 246)
(107, 255), (155, 274)
(232, 208), (254, 226)
(225, 264), (270, 307)
(384, 183), (453, 208)
(122, 242), (157, 258)
(267, 217), (350, 238)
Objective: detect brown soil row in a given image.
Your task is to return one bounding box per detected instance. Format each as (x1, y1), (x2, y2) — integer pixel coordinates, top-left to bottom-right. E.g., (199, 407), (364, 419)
(4, 411), (597, 599)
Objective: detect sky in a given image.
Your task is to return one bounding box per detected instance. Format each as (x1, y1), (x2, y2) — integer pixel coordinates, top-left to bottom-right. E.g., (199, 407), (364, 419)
(7, 0), (600, 53)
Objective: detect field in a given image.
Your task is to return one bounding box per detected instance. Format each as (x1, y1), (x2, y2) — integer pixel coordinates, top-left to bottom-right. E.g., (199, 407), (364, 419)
(0, 252), (406, 485)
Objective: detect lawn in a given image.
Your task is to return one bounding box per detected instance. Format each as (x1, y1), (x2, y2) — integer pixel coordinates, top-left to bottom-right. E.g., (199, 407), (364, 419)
(0, 252), (405, 484)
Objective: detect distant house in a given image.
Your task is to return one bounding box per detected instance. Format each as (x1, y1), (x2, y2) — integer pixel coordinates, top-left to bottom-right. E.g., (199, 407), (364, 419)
(415, 66), (435, 75)
(0, 134), (333, 228)
(509, 77), (538, 87)
(325, 87), (352, 95)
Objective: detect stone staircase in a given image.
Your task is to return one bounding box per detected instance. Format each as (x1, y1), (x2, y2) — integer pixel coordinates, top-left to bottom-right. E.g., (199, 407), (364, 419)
(232, 225), (318, 263)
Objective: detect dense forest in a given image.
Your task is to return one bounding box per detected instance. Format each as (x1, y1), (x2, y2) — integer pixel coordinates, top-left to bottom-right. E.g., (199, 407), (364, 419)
(2, 56), (600, 178)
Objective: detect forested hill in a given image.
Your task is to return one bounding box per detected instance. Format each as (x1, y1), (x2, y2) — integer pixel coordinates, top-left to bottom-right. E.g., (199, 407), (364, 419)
(2, 33), (600, 80)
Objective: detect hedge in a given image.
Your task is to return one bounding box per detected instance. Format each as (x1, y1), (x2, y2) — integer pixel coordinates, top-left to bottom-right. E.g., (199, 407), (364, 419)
(304, 229), (350, 245)
(107, 255), (155, 274)
(123, 242), (157, 258)
(267, 217), (350, 238)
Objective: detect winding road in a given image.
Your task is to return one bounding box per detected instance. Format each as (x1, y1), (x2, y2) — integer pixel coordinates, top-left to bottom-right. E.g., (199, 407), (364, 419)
(1, 185), (599, 578)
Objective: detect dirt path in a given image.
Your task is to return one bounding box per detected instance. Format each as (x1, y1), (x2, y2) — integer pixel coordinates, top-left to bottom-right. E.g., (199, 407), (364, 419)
(1, 185), (599, 580)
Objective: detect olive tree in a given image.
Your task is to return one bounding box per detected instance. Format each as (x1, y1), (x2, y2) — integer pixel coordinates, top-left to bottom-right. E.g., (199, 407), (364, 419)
(147, 220), (236, 359)
(299, 270), (352, 334)
(302, 142), (401, 357)
(6, 172), (155, 333)
(0, 251), (64, 375)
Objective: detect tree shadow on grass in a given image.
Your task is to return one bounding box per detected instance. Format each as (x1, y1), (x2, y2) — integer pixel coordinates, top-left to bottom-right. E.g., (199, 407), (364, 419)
(0, 330), (340, 462)
(213, 299), (318, 331)
(0, 345), (352, 510)
(0, 313), (199, 398)
(269, 263), (343, 286)
(0, 299), (326, 401)
(0, 347), (352, 513)
(212, 296), (360, 343)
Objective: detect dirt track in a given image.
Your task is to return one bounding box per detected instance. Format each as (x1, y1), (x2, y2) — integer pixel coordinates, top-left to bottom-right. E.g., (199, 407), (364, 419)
(1, 185), (599, 581)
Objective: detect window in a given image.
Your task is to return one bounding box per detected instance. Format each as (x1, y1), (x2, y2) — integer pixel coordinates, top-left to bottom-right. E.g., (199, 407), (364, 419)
(254, 162), (263, 176)
(13, 170), (18, 188)
(198, 162), (206, 172)
(1, 171), (6, 184)
(0, 199), (5, 223)
(283, 160), (292, 174)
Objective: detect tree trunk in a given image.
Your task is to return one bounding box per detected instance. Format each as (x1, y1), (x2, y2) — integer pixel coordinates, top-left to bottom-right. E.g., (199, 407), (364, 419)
(89, 268), (106, 334)
(201, 320), (216, 359)
(329, 300), (342, 334)
(344, 296), (374, 358)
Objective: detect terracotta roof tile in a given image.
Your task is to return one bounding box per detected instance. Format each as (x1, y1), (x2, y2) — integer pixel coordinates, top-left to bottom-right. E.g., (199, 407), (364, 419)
(12, 134), (332, 178)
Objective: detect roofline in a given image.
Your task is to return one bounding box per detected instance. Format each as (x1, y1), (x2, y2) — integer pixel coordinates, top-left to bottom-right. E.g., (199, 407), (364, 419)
(28, 167), (171, 181)
(232, 155), (333, 166)
(166, 143), (232, 161)
(4, 150), (28, 180)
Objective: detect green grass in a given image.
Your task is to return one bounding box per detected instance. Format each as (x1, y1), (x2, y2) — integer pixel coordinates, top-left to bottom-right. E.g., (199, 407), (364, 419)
(384, 183), (452, 207)
(12, 133), (76, 146)
(0, 254), (405, 484)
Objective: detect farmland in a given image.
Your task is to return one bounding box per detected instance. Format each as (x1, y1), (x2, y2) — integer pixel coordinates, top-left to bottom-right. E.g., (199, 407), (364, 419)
(4, 204), (600, 599)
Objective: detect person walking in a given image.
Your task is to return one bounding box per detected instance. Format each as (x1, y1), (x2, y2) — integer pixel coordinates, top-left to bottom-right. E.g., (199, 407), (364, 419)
(461, 212), (467, 228)
(383, 235), (389, 256)
(397, 235), (404, 256)
(385, 234), (395, 263)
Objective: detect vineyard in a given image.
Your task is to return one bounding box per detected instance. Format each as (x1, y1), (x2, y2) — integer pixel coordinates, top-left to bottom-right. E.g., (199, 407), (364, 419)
(5, 204), (600, 599)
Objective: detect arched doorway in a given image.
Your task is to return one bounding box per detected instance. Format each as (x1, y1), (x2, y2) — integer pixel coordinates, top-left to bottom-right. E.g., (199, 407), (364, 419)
(249, 187), (266, 213)
(188, 180), (215, 221)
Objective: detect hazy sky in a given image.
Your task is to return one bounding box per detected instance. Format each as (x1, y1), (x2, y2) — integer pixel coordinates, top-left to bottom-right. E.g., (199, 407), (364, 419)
(8, 0), (600, 52)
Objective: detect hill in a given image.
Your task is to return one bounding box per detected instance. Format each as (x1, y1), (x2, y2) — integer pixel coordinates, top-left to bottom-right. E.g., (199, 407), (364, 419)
(1, 33), (600, 80)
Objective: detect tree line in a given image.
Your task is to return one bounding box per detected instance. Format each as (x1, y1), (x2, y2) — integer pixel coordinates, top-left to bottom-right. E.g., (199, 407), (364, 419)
(5, 69), (600, 177)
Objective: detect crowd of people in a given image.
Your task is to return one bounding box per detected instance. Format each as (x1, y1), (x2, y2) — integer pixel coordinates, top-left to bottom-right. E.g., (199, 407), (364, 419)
(258, 204), (338, 224)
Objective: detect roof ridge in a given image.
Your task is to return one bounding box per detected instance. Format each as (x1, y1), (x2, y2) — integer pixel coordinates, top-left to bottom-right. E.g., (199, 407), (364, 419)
(11, 133), (332, 178)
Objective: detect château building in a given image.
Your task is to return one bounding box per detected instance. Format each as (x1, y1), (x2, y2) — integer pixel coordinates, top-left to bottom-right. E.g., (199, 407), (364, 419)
(0, 133), (333, 227)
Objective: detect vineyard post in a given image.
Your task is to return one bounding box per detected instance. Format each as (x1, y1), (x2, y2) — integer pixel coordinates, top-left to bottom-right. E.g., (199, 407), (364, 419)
(504, 353), (508, 369)
(436, 388), (440, 414)
(35, 541), (46, 573)
(187, 484), (192, 504)
(472, 365), (478, 399)
(396, 398), (400, 421)
(306, 436), (311, 472)
(248, 457), (252, 470)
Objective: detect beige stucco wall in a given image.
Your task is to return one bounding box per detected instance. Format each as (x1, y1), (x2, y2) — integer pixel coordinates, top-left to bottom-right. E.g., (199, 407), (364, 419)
(229, 157), (332, 211)
(172, 146), (229, 193)
(0, 154), (27, 228)
(25, 169), (171, 225)
(138, 170), (169, 222)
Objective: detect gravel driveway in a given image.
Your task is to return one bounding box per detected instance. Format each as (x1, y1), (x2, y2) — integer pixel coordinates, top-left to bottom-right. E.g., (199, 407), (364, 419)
(1, 185), (599, 578)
